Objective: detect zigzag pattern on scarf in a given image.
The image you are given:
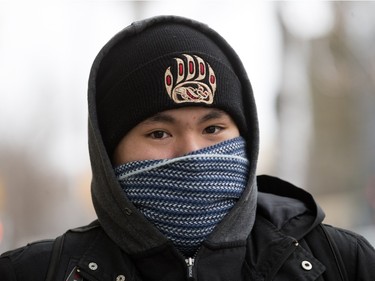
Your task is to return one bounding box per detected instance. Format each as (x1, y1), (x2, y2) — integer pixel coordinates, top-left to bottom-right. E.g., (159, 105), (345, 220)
(114, 137), (249, 257)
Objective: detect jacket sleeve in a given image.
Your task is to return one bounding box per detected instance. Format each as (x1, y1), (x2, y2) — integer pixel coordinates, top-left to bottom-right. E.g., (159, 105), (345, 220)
(0, 240), (53, 281)
(324, 225), (375, 281)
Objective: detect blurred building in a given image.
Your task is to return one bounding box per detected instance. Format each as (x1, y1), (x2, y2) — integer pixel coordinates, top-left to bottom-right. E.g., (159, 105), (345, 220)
(276, 1), (375, 243)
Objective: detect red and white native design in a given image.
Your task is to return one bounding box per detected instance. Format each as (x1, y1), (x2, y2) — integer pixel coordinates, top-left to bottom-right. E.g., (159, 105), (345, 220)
(164, 54), (217, 104)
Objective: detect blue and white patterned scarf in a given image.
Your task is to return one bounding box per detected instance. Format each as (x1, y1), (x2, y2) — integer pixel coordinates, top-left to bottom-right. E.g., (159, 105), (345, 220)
(114, 136), (249, 257)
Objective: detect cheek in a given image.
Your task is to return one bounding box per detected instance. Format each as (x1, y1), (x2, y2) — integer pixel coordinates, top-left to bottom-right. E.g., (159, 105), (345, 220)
(230, 126), (240, 138)
(132, 145), (172, 162)
(112, 137), (136, 165)
(113, 140), (175, 165)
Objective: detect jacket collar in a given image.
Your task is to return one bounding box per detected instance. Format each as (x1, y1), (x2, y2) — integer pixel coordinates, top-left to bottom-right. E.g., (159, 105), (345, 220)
(77, 174), (326, 280)
(75, 226), (249, 281)
(247, 215), (326, 280)
(75, 219), (325, 281)
(257, 175), (325, 239)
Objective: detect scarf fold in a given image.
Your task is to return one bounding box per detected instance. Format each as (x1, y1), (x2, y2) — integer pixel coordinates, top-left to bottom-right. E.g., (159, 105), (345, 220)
(114, 136), (249, 257)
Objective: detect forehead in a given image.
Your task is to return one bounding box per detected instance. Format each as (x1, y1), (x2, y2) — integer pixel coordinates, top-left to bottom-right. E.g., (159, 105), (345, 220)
(142, 107), (231, 124)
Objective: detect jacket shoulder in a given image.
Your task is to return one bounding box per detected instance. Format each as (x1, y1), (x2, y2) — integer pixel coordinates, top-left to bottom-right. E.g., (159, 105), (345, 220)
(323, 224), (375, 253)
(303, 223), (375, 280)
(0, 221), (101, 281)
(323, 224), (375, 279)
(0, 239), (54, 281)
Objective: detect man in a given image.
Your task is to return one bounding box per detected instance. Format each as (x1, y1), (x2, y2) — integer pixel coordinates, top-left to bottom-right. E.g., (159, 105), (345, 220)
(1, 15), (374, 280)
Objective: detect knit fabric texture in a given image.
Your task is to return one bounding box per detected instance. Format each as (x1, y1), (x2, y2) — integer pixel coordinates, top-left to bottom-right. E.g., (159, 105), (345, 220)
(114, 137), (249, 257)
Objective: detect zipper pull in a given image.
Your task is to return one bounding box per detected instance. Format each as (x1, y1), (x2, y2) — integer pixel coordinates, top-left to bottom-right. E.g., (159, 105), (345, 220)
(185, 257), (195, 280)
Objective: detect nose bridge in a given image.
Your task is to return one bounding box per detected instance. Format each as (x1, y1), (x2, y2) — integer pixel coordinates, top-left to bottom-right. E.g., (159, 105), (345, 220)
(174, 132), (202, 157)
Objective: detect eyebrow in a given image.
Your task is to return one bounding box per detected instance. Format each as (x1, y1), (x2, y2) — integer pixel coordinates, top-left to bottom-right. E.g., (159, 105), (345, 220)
(143, 108), (227, 125)
(144, 113), (175, 124)
(199, 109), (226, 124)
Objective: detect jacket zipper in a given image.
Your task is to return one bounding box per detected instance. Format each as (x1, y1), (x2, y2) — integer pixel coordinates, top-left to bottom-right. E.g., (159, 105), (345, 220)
(185, 257), (195, 280)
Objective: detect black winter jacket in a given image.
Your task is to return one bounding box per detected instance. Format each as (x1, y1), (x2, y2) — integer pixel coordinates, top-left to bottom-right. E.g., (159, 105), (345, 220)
(1, 176), (374, 281)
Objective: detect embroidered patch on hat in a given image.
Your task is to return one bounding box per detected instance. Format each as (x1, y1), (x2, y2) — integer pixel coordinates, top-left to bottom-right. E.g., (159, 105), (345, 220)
(164, 54), (216, 104)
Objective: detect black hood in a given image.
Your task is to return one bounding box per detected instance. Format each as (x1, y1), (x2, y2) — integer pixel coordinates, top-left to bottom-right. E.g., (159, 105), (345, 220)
(87, 15), (259, 255)
(256, 175), (325, 240)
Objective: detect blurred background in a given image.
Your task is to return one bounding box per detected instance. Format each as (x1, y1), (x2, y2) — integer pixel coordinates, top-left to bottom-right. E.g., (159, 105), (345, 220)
(0, 1), (374, 252)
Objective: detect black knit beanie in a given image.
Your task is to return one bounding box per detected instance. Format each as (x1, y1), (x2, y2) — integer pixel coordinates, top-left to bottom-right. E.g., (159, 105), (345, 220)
(96, 19), (246, 158)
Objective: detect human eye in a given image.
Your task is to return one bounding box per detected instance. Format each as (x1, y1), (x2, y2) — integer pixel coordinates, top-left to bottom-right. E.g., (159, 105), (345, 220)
(203, 125), (223, 135)
(148, 130), (171, 139)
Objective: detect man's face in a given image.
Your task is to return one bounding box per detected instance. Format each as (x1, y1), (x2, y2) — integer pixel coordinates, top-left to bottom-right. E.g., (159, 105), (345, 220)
(113, 106), (240, 165)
